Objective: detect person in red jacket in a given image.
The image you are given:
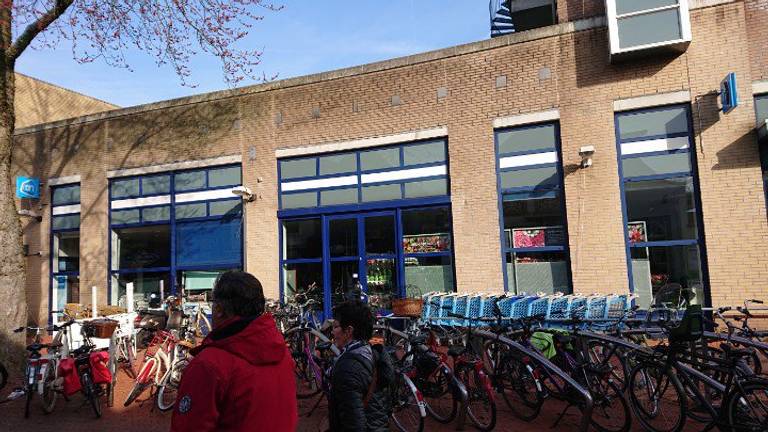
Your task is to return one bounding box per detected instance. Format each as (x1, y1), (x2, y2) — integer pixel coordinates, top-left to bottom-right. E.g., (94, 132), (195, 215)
(171, 271), (297, 432)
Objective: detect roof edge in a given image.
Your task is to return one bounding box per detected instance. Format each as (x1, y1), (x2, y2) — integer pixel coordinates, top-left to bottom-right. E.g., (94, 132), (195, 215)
(15, 16), (606, 136)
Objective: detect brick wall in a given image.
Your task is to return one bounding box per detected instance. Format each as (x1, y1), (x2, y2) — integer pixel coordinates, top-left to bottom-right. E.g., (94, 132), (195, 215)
(12, 1), (768, 323)
(746, 0), (768, 82)
(14, 73), (118, 129)
(557, 0), (605, 22)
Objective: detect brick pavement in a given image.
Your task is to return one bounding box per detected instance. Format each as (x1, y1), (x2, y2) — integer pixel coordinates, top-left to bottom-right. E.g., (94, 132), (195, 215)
(0, 370), (709, 432)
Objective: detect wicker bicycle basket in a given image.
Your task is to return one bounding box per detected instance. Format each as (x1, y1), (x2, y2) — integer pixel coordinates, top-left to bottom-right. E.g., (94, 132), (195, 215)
(392, 298), (424, 318)
(82, 318), (119, 339)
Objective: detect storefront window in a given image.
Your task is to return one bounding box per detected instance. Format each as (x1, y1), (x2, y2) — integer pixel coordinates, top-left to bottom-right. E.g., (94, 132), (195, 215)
(51, 184), (81, 320)
(616, 105), (706, 308)
(283, 262), (324, 310)
(402, 207), (454, 296)
(283, 219), (322, 259)
(113, 271), (171, 309)
(496, 123), (571, 294)
(108, 165), (244, 305)
(111, 225), (171, 270)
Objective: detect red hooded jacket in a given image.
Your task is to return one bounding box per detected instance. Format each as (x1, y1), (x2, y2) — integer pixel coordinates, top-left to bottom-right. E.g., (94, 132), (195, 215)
(170, 313), (297, 432)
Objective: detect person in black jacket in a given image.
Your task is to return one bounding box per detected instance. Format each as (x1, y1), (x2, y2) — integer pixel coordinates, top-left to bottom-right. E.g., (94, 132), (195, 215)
(328, 300), (394, 432)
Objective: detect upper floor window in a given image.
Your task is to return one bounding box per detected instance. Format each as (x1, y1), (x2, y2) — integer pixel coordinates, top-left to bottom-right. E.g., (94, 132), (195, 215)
(606, 0), (691, 59)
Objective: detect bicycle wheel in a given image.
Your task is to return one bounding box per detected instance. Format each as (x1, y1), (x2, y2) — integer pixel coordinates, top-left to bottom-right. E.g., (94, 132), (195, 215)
(588, 340), (629, 391)
(0, 361), (7, 391)
(499, 354), (542, 422)
(628, 361), (686, 432)
(156, 359), (189, 412)
(726, 376), (768, 432)
(25, 383), (33, 418)
(589, 374), (631, 432)
(81, 372), (102, 418)
(422, 366), (458, 423)
(40, 363), (57, 414)
(124, 357), (156, 407)
(286, 329), (322, 399)
(462, 364), (497, 431)
(390, 372), (425, 432)
(117, 336), (137, 378)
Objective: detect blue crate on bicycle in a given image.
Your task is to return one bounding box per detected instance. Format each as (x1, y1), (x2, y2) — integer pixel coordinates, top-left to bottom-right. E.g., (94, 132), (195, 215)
(439, 295), (457, 326)
(586, 295), (608, 320)
(510, 295), (538, 319)
(452, 295), (470, 327)
(479, 295), (500, 321)
(547, 295), (572, 321)
(496, 295), (522, 325)
(527, 296), (551, 319)
(467, 295), (484, 326)
(606, 294), (635, 319)
(569, 296), (588, 320)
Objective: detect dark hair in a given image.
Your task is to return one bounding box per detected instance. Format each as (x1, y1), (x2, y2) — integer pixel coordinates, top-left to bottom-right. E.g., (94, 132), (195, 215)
(213, 271), (265, 317)
(332, 300), (373, 341)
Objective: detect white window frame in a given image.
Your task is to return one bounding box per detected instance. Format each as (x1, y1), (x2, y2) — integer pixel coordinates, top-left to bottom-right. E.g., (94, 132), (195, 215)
(606, 0), (692, 56)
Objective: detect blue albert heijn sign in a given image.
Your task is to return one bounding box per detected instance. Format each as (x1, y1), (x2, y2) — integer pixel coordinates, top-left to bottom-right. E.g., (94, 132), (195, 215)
(16, 176), (40, 199)
(721, 72), (738, 113)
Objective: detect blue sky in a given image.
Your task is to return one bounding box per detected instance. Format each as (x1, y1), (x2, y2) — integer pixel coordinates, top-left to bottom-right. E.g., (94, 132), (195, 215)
(18, 2), (490, 107)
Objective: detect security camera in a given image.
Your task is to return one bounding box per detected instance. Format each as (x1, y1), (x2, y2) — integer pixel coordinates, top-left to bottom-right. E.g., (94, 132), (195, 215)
(231, 185), (255, 202)
(579, 146), (595, 168)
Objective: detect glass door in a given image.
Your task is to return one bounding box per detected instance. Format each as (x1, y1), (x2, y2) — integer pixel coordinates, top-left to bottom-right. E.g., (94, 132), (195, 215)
(327, 216), (362, 310)
(363, 213), (398, 310)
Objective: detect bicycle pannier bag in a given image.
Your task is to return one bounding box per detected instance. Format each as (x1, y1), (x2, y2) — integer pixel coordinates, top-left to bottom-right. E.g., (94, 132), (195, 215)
(58, 357), (82, 396)
(89, 351), (112, 385)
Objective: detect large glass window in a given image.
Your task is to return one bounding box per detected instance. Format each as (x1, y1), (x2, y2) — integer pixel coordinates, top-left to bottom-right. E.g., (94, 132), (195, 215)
(756, 95), (768, 220)
(756, 95), (768, 126)
(280, 206), (455, 317)
(50, 184), (81, 319)
(279, 140), (449, 210)
(109, 165), (243, 306)
(617, 106), (705, 308)
(496, 123), (570, 295)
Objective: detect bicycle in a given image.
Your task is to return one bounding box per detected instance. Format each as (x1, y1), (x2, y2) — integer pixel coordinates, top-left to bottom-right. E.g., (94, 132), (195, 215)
(442, 309), (497, 431)
(627, 304), (768, 432)
(14, 319), (75, 418)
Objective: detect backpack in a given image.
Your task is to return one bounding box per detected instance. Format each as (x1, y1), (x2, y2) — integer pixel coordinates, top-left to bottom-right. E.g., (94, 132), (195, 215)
(350, 343), (394, 408)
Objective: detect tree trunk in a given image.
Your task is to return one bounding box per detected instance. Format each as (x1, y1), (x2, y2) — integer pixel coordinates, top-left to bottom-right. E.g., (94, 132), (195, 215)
(0, 61), (27, 370)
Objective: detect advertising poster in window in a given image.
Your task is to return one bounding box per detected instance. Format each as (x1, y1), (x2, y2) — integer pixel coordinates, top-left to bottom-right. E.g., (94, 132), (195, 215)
(627, 221), (647, 244)
(510, 226), (564, 248)
(402, 233), (451, 254)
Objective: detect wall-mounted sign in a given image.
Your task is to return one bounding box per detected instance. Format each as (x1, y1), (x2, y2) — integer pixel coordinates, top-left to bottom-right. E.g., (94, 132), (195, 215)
(721, 72), (738, 113)
(16, 176), (40, 199)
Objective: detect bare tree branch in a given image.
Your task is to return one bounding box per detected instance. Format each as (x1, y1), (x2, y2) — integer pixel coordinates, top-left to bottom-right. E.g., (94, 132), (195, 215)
(7, 0), (74, 62)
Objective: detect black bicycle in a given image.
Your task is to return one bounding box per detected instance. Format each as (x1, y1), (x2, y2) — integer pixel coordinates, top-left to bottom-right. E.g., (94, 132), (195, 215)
(627, 305), (768, 432)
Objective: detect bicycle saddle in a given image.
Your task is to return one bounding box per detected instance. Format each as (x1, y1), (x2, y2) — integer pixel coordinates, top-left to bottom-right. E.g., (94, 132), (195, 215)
(410, 334), (428, 346)
(554, 333), (573, 345)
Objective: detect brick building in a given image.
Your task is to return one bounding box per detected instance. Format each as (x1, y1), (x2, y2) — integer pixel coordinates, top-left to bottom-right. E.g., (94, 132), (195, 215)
(12, 0), (768, 324)
(14, 73), (118, 129)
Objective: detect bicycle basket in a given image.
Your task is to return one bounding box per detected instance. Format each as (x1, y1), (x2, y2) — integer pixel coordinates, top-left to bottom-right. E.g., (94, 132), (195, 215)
(82, 318), (119, 339)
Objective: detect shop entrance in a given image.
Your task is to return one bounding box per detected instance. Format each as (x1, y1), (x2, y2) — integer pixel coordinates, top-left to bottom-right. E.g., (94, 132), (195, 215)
(327, 211), (398, 311)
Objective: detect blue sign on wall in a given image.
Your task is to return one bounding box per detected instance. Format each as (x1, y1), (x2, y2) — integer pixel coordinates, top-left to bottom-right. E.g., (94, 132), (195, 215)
(721, 72), (738, 113)
(16, 177), (40, 199)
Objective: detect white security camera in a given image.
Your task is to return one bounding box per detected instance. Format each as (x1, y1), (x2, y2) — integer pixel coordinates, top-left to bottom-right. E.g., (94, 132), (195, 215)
(579, 146), (595, 168)
(231, 185), (255, 202)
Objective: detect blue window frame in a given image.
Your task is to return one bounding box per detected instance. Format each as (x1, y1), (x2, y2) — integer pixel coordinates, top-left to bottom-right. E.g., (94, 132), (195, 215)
(494, 122), (572, 295)
(50, 184), (81, 323)
(756, 94), (768, 214)
(279, 205), (456, 319)
(278, 140), (455, 318)
(615, 105), (708, 308)
(278, 139), (449, 212)
(108, 165), (243, 307)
